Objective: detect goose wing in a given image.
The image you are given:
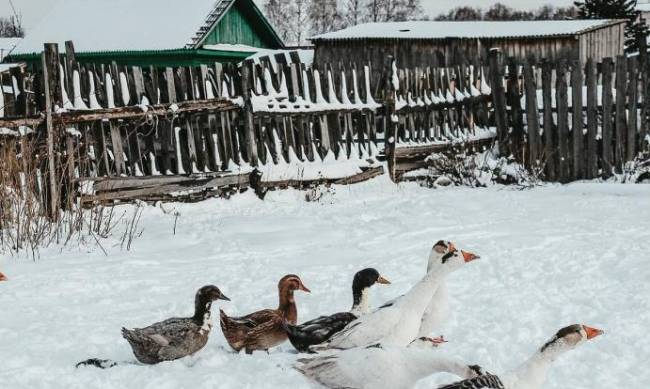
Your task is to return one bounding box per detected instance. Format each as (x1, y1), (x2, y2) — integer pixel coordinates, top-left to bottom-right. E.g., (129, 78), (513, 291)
(286, 312), (357, 351)
(318, 305), (402, 350)
(437, 374), (505, 389)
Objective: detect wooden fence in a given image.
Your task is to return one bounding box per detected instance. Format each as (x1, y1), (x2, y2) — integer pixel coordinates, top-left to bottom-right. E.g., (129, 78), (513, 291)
(489, 49), (650, 182)
(11, 41), (648, 216)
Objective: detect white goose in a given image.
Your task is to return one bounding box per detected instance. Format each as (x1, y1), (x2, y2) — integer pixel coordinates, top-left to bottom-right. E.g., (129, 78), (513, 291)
(436, 324), (604, 389)
(297, 337), (484, 389)
(419, 240), (457, 337)
(312, 242), (480, 350)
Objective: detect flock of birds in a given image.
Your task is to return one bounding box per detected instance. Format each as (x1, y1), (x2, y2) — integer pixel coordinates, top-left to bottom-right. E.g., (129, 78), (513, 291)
(2, 241), (603, 389)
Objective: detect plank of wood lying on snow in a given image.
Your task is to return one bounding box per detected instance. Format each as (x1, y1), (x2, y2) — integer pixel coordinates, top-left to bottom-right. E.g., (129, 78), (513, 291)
(393, 135), (496, 159)
(87, 171), (243, 192)
(82, 172), (250, 203)
(260, 166), (384, 189)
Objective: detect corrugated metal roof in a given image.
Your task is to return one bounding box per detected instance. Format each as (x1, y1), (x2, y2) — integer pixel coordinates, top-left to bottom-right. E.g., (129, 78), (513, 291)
(311, 19), (624, 42)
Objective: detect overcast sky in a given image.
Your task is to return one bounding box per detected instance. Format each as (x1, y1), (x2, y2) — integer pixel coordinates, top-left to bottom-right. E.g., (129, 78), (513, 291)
(0, 0), (577, 31)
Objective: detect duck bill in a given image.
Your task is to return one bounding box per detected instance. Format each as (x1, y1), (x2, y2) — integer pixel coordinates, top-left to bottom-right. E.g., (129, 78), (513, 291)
(583, 325), (604, 340)
(299, 283), (311, 293)
(376, 275), (391, 285)
(0, 272), (7, 281)
(219, 294), (231, 301)
(461, 250), (480, 262)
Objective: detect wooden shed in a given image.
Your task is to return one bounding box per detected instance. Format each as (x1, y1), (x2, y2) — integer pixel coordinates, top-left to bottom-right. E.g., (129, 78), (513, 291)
(311, 19), (626, 70)
(6, 0), (284, 68)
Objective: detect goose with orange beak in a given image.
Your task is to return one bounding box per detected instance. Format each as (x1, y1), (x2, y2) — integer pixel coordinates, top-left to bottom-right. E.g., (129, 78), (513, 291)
(312, 241), (480, 351)
(419, 240), (479, 338)
(437, 324), (604, 389)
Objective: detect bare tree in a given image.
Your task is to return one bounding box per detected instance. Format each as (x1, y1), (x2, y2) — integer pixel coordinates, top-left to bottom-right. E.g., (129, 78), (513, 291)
(0, 16), (23, 38)
(291, 0), (311, 44)
(309, 0), (342, 35)
(264, 0), (294, 44)
(344, 0), (366, 26)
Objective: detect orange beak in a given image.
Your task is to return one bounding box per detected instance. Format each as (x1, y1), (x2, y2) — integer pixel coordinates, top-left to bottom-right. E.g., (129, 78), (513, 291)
(0, 272), (7, 281)
(299, 282), (311, 293)
(583, 325), (604, 340)
(447, 242), (457, 253)
(461, 250), (480, 262)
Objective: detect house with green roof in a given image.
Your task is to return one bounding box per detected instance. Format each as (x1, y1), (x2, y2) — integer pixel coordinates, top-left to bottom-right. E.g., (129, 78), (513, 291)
(6, 0), (284, 68)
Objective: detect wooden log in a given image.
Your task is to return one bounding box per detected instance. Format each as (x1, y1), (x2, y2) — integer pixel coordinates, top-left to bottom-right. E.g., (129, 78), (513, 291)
(541, 60), (556, 181)
(522, 61), (540, 169)
(626, 57), (638, 162)
(615, 56), (627, 173)
(601, 57), (614, 177)
(556, 59), (570, 182)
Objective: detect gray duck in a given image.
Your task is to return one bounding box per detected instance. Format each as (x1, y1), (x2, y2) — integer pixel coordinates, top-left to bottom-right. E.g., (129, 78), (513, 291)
(122, 285), (230, 364)
(284, 268), (390, 352)
(220, 274), (310, 354)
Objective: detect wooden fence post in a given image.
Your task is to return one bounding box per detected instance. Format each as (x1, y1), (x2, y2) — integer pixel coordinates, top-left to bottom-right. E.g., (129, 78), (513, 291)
(615, 56), (628, 173)
(571, 60), (584, 180)
(601, 58), (614, 177)
(42, 43), (62, 220)
(541, 60), (556, 181)
(241, 59), (259, 166)
(626, 56), (638, 162)
(639, 36), (650, 150)
(488, 49), (508, 156)
(585, 58), (598, 179)
(506, 57), (523, 160)
(522, 60), (540, 169)
(556, 59), (570, 182)
(383, 55), (398, 182)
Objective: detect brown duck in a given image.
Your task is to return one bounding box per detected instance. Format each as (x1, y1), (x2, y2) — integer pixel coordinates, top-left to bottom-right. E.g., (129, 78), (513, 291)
(220, 274), (310, 354)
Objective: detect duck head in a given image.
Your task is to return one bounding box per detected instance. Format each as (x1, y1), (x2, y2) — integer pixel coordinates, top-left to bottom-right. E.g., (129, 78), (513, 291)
(0, 272), (7, 282)
(539, 324), (604, 357)
(428, 240), (480, 273)
(279, 274), (311, 293)
(350, 268), (390, 314)
(196, 285), (231, 303)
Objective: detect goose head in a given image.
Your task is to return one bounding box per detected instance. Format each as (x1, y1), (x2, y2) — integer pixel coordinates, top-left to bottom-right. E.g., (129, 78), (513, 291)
(279, 274), (311, 293)
(0, 272), (7, 281)
(539, 324), (604, 357)
(428, 240), (480, 273)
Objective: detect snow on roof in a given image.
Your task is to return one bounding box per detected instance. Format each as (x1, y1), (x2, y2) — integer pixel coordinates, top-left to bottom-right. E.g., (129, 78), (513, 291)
(13, 0), (222, 54)
(311, 20), (623, 41)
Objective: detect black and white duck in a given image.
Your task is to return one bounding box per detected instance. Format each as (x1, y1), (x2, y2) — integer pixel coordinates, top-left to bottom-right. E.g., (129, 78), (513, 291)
(121, 285), (230, 364)
(284, 268), (391, 352)
(436, 324), (604, 389)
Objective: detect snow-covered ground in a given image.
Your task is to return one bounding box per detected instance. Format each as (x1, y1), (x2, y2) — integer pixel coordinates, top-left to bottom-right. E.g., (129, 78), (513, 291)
(1, 176), (649, 389)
